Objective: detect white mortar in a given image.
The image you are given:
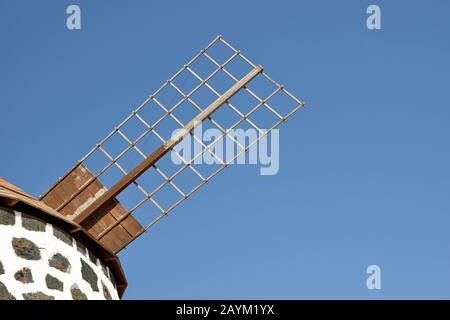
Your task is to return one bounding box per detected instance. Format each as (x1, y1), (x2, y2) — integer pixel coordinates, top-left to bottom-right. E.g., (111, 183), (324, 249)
(0, 209), (119, 300)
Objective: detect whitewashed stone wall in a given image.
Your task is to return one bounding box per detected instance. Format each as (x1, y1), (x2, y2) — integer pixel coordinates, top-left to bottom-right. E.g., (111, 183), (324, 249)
(0, 206), (119, 300)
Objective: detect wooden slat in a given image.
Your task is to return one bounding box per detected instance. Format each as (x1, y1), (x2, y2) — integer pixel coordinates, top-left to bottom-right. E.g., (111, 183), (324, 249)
(41, 164), (144, 253)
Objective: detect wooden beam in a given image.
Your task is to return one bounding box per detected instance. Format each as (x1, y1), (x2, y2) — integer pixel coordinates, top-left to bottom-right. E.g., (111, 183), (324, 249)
(73, 65), (263, 225)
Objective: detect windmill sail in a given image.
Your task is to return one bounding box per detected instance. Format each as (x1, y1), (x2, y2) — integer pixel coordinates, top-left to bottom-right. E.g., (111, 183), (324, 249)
(40, 36), (305, 254)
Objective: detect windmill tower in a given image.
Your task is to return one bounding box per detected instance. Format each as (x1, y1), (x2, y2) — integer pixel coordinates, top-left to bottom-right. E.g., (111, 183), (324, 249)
(0, 36), (304, 300)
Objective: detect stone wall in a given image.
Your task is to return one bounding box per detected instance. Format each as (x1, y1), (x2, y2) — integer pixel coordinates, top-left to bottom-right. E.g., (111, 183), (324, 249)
(0, 207), (119, 300)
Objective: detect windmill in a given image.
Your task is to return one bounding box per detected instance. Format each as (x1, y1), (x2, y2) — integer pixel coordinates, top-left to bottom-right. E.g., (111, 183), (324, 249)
(0, 36), (304, 300)
(39, 35), (305, 255)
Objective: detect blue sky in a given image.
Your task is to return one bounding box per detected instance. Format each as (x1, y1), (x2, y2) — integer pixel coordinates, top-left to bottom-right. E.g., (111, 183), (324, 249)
(1, 0), (450, 299)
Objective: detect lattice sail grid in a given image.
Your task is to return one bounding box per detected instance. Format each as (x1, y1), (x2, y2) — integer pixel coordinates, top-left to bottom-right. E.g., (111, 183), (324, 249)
(41, 36), (305, 252)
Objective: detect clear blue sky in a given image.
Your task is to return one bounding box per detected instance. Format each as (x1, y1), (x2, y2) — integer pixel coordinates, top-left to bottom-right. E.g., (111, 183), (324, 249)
(1, 0), (450, 299)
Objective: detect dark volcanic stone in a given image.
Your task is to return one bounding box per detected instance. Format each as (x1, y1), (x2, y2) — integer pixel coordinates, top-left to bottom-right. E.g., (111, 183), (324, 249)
(108, 268), (116, 289)
(88, 250), (98, 265)
(21, 213), (46, 232)
(100, 261), (108, 278)
(11, 237), (41, 260)
(53, 226), (73, 246)
(102, 281), (112, 300)
(71, 286), (88, 300)
(14, 268), (34, 284)
(108, 268), (117, 289)
(76, 240), (87, 255)
(23, 292), (55, 300)
(49, 253), (71, 273)
(46, 274), (64, 291)
(81, 259), (99, 292)
(0, 207), (15, 226)
(0, 282), (16, 300)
